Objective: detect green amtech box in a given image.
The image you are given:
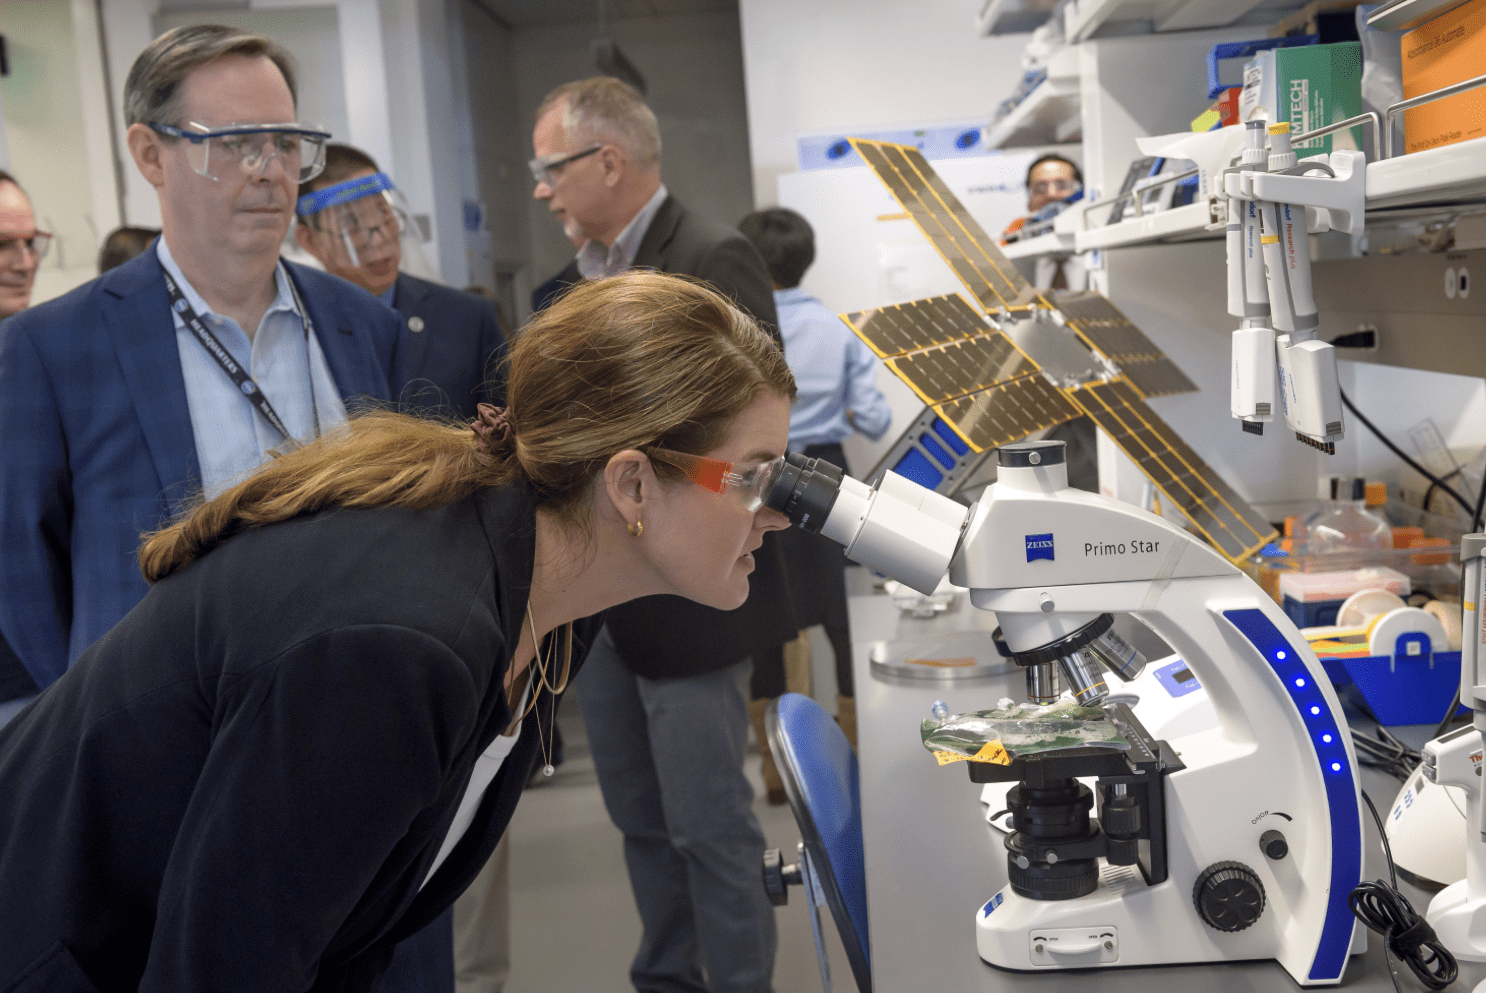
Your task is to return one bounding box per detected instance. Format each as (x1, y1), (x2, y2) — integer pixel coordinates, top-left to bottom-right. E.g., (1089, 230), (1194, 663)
(1238, 41), (1365, 155)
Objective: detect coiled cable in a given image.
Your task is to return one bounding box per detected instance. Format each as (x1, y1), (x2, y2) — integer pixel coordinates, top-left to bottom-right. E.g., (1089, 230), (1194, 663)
(1351, 790), (1459, 992)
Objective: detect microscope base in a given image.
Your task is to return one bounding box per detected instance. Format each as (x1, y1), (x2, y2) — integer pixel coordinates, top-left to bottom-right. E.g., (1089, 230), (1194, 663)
(1429, 879), (1486, 962)
(976, 860), (1360, 985)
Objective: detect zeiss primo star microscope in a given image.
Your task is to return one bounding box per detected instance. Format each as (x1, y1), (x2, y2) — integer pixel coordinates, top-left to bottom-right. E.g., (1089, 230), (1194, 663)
(764, 439), (1365, 986)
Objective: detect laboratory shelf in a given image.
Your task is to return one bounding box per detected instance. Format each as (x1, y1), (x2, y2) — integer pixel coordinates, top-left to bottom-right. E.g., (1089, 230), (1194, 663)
(1064, 0), (1269, 43)
(1005, 137), (1486, 258)
(1071, 199), (1216, 252)
(984, 47), (1082, 149)
(1365, 136), (1486, 211)
(1001, 230), (1075, 259)
(984, 77), (1081, 149)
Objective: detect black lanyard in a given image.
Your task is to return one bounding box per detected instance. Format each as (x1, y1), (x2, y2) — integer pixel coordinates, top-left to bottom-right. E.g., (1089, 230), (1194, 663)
(162, 265), (321, 447)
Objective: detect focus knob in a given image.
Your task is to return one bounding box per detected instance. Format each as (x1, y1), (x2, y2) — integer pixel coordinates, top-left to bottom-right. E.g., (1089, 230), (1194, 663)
(1193, 861), (1265, 932)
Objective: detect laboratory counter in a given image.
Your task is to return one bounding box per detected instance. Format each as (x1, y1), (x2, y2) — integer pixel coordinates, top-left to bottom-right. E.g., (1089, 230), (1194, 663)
(848, 592), (1485, 993)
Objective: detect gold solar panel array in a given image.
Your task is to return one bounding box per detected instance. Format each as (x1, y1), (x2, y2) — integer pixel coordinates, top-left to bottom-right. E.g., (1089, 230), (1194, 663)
(1050, 291), (1198, 399)
(1070, 380), (1275, 562)
(850, 139), (1036, 311)
(840, 296), (1080, 453)
(848, 293), (986, 359)
(844, 137), (1277, 564)
(937, 377), (1082, 451)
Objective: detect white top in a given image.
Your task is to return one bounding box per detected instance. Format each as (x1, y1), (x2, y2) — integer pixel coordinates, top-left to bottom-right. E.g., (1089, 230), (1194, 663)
(420, 678), (531, 889)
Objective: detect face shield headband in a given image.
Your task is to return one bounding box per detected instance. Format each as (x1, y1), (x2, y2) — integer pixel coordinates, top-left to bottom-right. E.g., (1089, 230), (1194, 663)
(296, 171), (412, 271)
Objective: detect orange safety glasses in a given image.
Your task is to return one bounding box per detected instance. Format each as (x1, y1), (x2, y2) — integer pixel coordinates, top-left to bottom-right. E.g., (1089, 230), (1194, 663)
(646, 448), (786, 512)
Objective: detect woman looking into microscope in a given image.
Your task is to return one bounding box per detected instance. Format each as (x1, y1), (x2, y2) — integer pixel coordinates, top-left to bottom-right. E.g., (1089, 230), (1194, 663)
(0, 271), (795, 993)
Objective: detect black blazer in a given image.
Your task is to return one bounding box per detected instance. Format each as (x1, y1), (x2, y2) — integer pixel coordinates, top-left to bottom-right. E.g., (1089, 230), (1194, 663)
(0, 483), (600, 993)
(530, 258), (580, 315)
(599, 194), (801, 678)
(389, 272), (509, 419)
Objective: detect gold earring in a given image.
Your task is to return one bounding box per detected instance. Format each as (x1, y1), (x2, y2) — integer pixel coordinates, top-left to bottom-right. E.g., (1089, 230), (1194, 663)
(627, 520), (643, 537)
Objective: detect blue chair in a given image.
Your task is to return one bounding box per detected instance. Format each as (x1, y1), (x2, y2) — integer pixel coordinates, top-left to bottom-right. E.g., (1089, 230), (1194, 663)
(761, 693), (871, 993)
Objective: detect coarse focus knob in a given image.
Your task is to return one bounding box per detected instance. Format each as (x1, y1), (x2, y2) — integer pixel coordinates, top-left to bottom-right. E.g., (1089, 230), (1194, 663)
(761, 848), (801, 907)
(1259, 829), (1288, 860)
(1193, 861), (1266, 932)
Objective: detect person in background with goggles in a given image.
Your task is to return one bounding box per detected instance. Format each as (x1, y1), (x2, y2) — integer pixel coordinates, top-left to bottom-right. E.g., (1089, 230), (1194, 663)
(1000, 152), (1087, 292)
(530, 76), (793, 993)
(0, 271), (795, 993)
(296, 144), (509, 419)
(0, 170), (47, 321)
(0, 26), (401, 716)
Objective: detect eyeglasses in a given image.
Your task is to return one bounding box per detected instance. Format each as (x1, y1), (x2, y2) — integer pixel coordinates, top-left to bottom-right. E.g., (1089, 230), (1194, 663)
(0, 231), (52, 263)
(149, 121), (332, 183)
(1030, 177), (1080, 197)
(528, 144), (603, 187)
(646, 448), (786, 513)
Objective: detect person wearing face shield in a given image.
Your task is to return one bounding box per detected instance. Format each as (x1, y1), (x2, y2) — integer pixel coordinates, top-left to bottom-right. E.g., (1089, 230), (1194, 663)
(295, 145), (508, 418)
(0, 25), (400, 699)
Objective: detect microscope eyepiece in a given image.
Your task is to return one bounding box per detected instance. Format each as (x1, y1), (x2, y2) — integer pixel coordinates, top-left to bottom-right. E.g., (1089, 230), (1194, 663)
(764, 452), (844, 533)
(997, 440), (1067, 468)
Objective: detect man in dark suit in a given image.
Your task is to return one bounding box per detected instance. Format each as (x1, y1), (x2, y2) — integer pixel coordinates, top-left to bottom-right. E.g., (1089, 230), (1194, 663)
(295, 143), (508, 419)
(530, 76), (793, 993)
(0, 25), (398, 695)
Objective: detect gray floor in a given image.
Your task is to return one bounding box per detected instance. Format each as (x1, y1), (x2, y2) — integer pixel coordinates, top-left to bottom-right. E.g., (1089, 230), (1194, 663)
(504, 651), (861, 993)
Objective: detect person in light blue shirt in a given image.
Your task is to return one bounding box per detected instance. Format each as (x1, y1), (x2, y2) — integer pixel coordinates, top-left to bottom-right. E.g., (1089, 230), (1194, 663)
(739, 207), (891, 780)
(745, 211), (890, 452)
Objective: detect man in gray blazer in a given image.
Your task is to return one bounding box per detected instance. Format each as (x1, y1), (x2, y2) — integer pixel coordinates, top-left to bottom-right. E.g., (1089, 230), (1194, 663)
(529, 77), (791, 993)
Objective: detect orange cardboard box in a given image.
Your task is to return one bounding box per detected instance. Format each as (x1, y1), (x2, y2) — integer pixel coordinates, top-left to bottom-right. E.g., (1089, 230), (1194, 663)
(1401, 0), (1486, 153)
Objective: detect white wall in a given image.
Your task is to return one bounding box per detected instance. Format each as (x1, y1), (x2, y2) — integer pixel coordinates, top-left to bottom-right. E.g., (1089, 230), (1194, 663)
(739, 0), (1030, 208)
(511, 11), (756, 306)
(457, 0), (526, 314)
(0, 0), (112, 301)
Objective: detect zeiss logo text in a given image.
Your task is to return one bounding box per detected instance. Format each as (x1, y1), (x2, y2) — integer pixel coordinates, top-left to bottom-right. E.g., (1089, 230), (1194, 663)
(1025, 533), (1055, 562)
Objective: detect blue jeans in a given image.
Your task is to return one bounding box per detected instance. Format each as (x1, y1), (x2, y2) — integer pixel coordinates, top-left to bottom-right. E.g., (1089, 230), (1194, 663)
(574, 627), (776, 993)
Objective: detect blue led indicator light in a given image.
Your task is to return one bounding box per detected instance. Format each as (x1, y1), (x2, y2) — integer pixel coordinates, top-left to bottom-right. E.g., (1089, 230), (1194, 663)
(1294, 677), (1306, 687)
(1322, 733), (1333, 743)
(1331, 762), (1342, 772)
(1277, 650), (1287, 660)
(1310, 705), (1322, 715)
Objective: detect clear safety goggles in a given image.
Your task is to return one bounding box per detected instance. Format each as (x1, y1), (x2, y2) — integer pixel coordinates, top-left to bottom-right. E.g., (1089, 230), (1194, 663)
(1030, 177), (1081, 197)
(528, 144), (602, 187)
(296, 171), (428, 271)
(647, 448), (786, 513)
(0, 230), (51, 263)
(149, 121), (331, 183)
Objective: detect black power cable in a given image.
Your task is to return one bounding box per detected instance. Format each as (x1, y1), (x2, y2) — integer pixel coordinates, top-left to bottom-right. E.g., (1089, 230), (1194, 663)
(1338, 388), (1476, 522)
(1352, 790), (1460, 992)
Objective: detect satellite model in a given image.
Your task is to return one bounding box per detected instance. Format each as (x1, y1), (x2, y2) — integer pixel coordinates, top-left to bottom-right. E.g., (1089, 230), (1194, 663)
(842, 138), (1277, 566)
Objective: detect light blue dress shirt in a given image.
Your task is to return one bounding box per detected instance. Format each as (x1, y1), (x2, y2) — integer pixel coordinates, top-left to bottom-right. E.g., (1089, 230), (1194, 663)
(157, 238), (348, 498)
(576, 184), (669, 280)
(774, 286), (892, 449)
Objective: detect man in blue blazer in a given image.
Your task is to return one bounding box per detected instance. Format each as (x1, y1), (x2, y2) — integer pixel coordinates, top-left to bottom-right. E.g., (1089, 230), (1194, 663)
(0, 25), (399, 695)
(295, 144), (508, 419)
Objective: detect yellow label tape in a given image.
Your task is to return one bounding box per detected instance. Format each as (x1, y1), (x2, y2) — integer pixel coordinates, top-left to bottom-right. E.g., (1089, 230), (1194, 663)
(932, 740), (1011, 766)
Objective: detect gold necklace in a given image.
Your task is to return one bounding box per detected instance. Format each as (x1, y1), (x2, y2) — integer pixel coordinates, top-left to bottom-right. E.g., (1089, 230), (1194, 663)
(522, 603), (572, 777)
